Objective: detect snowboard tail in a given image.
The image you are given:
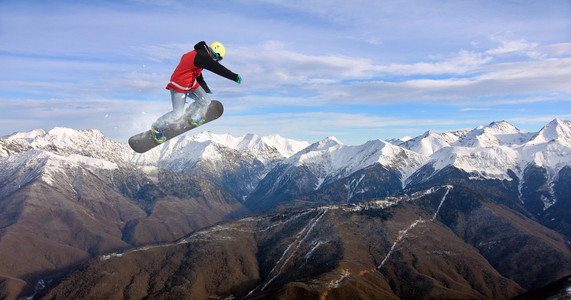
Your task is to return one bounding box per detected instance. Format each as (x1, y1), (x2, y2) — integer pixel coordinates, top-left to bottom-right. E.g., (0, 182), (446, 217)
(129, 100), (223, 153)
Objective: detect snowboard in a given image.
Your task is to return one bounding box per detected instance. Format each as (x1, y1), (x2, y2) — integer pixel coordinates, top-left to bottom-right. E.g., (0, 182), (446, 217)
(129, 100), (224, 153)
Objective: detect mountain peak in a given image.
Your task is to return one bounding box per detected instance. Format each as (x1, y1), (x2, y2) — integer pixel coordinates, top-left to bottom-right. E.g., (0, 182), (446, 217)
(321, 136), (343, 146)
(4, 129), (48, 141)
(489, 120), (511, 126)
(421, 130), (439, 138)
(191, 131), (234, 144)
(324, 136), (342, 143)
(261, 134), (310, 158)
(399, 136), (413, 142)
(530, 118), (571, 145)
(456, 121), (526, 147)
(303, 136), (343, 153)
(396, 130), (454, 156)
(486, 120), (521, 134)
(548, 118), (571, 131)
(49, 127), (105, 138)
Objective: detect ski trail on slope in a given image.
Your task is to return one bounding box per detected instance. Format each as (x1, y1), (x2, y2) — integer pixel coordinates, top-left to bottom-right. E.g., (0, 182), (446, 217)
(432, 186), (451, 220)
(516, 167), (526, 204)
(262, 208), (328, 290)
(378, 186), (452, 270)
(377, 219), (425, 269)
(247, 208), (329, 296)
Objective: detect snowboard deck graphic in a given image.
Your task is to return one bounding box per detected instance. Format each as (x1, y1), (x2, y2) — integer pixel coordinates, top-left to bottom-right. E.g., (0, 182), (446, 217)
(129, 100), (224, 153)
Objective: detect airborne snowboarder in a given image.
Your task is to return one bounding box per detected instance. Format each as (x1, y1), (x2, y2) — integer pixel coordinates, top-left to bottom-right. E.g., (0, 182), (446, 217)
(150, 41), (242, 144)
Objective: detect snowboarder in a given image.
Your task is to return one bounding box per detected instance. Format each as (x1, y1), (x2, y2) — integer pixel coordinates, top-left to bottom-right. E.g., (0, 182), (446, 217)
(151, 41), (242, 143)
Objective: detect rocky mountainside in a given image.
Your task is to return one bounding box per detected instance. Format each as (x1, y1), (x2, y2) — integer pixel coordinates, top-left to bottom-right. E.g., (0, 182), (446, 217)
(245, 120), (571, 242)
(0, 119), (570, 299)
(0, 130), (251, 299)
(41, 186), (571, 299)
(131, 131), (310, 202)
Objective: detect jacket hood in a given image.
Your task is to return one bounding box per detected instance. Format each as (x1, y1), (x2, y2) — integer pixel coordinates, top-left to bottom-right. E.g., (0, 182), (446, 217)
(194, 41), (211, 55)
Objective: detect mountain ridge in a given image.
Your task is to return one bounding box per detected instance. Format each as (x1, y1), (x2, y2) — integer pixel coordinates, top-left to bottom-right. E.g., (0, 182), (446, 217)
(4, 119), (570, 180)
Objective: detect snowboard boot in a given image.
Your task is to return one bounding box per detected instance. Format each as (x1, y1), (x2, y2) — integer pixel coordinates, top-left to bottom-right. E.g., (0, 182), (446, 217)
(150, 128), (167, 144)
(187, 116), (205, 127)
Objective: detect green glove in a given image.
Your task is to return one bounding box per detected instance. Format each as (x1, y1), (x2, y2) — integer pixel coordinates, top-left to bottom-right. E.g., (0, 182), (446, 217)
(237, 75), (242, 84)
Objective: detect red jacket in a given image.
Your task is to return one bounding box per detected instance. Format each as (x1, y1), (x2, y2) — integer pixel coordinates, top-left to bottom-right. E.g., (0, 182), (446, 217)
(166, 50), (203, 92)
(166, 41), (239, 93)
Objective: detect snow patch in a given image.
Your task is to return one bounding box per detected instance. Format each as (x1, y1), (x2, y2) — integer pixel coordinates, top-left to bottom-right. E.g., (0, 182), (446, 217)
(4, 129), (48, 142)
(100, 253), (124, 261)
(328, 269), (350, 289)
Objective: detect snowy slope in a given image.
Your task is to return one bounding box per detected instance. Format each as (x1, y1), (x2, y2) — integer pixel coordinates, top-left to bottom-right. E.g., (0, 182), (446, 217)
(189, 132), (309, 158)
(282, 136), (428, 189)
(131, 131), (309, 168)
(520, 119), (571, 171)
(429, 145), (520, 180)
(4, 127), (132, 163)
(3, 128), (309, 172)
(455, 121), (532, 147)
(528, 119), (571, 146)
(0, 148), (119, 200)
(397, 119), (571, 182)
(392, 130), (467, 156)
(4, 119), (570, 186)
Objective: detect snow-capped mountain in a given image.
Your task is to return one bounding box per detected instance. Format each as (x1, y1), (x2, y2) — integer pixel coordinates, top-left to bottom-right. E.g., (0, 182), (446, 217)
(244, 136), (429, 211)
(0, 130), (253, 296)
(529, 118), (571, 145)
(3, 120), (570, 212)
(2, 127), (131, 163)
(456, 120), (528, 147)
(2, 128), (310, 203)
(1, 119), (571, 299)
(244, 120), (570, 218)
(130, 131), (310, 201)
(3, 119), (571, 214)
(392, 120), (569, 183)
(2, 128), (309, 166)
(288, 137), (427, 186)
(131, 131), (309, 166)
(391, 129), (467, 156)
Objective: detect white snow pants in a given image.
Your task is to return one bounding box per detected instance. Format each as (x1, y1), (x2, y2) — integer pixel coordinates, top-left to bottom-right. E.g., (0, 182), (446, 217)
(153, 87), (211, 132)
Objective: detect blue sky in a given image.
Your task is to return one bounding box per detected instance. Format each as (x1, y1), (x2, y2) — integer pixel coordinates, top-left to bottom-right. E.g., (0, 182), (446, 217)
(1, 0), (570, 145)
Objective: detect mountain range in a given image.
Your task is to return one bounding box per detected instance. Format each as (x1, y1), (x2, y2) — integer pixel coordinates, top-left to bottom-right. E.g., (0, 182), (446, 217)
(0, 119), (570, 299)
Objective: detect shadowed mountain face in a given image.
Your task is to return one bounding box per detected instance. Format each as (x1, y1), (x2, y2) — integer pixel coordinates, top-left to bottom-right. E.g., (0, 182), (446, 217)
(41, 187), (570, 299)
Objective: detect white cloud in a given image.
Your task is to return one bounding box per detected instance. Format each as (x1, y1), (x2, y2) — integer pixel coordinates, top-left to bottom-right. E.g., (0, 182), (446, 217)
(487, 34), (545, 59)
(226, 37), (571, 107)
(131, 43), (195, 63)
(103, 72), (167, 93)
(378, 50), (492, 75)
(540, 43), (571, 56)
(460, 107), (491, 112)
